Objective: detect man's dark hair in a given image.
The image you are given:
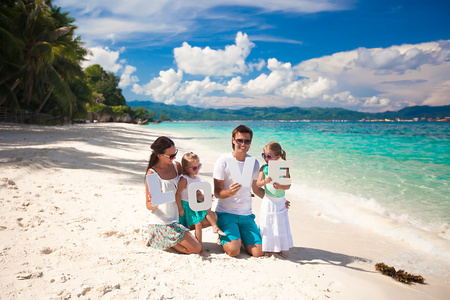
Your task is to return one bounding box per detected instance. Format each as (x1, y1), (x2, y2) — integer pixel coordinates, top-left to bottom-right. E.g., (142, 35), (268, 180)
(231, 125), (253, 149)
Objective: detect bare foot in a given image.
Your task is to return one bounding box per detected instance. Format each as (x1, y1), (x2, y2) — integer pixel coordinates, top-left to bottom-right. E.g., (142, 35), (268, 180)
(213, 226), (226, 236)
(199, 249), (208, 257)
(276, 251), (288, 258)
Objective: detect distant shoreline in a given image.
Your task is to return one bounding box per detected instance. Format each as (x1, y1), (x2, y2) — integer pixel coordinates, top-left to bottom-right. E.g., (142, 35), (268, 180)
(151, 118), (450, 123)
(127, 101), (450, 122)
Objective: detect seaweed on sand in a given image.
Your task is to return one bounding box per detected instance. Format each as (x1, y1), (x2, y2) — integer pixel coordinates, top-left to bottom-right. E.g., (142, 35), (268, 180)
(375, 263), (425, 284)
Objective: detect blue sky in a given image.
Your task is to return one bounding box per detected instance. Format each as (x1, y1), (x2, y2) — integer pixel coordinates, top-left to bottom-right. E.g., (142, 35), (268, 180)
(55, 0), (450, 112)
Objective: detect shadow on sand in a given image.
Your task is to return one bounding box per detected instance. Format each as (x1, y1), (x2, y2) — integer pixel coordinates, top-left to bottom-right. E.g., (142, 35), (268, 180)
(199, 242), (371, 273)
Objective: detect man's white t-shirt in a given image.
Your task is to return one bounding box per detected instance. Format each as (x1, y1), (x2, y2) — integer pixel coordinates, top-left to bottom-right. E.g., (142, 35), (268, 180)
(213, 153), (260, 216)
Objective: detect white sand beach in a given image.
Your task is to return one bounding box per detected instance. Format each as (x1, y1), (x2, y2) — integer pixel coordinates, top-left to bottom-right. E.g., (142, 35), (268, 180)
(0, 122), (449, 299)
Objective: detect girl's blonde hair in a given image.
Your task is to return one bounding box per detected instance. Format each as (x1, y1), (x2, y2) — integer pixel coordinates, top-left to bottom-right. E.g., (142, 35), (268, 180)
(264, 142), (286, 160)
(181, 152), (199, 175)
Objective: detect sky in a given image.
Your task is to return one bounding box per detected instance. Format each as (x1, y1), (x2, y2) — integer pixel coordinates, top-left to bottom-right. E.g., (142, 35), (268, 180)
(54, 0), (450, 112)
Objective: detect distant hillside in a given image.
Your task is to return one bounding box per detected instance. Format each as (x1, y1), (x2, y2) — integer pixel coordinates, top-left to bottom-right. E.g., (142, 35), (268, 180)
(373, 105), (450, 119)
(127, 100), (450, 121)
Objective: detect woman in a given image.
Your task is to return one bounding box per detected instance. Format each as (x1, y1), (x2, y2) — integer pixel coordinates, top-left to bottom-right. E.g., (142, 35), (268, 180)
(145, 136), (202, 254)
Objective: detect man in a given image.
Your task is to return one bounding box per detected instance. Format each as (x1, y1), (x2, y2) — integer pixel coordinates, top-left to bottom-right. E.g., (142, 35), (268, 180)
(213, 125), (265, 257)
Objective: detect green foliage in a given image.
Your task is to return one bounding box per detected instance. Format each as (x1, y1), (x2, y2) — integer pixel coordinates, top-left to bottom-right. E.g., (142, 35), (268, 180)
(372, 105), (450, 119)
(130, 107), (150, 120)
(88, 103), (112, 115)
(0, 0), (91, 120)
(84, 64), (125, 106)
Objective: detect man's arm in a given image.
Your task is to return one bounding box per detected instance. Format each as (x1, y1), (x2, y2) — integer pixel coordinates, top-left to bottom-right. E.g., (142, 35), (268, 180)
(252, 179), (265, 199)
(214, 178), (241, 199)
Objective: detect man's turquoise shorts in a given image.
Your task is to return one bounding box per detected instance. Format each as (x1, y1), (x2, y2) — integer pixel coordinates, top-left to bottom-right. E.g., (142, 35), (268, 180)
(216, 212), (262, 246)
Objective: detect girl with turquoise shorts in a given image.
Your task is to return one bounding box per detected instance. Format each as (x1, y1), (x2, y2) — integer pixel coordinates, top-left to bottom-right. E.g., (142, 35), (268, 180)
(176, 152), (225, 253)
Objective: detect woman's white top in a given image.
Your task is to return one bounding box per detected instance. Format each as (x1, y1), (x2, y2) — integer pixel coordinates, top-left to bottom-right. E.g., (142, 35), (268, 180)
(148, 162), (180, 225)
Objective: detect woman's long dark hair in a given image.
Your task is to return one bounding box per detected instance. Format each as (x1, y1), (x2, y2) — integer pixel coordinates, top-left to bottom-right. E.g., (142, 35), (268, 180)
(146, 136), (175, 174)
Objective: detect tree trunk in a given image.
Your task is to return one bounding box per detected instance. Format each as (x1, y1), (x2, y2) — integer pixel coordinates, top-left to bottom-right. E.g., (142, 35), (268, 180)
(0, 79), (21, 106)
(29, 86), (53, 122)
(35, 86), (54, 114)
(0, 65), (26, 86)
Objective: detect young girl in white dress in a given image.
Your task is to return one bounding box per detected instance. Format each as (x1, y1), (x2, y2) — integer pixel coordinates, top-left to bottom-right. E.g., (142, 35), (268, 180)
(176, 152), (224, 253)
(256, 142), (293, 258)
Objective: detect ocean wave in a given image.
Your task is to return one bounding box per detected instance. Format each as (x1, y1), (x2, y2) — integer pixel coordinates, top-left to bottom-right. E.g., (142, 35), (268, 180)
(288, 183), (450, 265)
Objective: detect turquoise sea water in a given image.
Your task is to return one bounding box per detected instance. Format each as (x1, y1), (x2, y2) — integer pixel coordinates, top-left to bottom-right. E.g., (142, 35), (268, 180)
(144, 121), (450, 255)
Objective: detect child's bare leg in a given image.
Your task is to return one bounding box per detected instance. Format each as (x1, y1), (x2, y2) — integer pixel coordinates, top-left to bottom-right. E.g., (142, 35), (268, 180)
(205, 210), (225, 236)
(194, 223), (207, 256)
(194, 223), (203, 244)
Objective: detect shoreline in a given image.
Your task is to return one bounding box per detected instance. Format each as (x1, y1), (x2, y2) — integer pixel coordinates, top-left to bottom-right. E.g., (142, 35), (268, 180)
(1, 123), (448, 299)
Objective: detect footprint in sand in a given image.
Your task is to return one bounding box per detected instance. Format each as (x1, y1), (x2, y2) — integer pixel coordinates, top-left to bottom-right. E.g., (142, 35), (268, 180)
(100, 230), (124, 238)
(41, 247), (55, 255)
(99, 283), (121, 295)
(2, 178), (18, 189)
(77, 285), (92, 297)
(15, 271), (43, 280)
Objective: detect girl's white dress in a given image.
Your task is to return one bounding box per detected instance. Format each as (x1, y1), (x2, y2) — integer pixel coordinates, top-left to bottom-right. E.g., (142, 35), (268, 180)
(259, 165), (293, 252)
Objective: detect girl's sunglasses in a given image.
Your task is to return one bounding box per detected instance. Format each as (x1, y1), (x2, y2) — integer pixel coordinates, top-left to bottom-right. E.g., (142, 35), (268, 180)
(188, 163), (202, 171)
(161, 149), (178, 160)
(235, 138), (252, 145)
(262, 153), (279, 160)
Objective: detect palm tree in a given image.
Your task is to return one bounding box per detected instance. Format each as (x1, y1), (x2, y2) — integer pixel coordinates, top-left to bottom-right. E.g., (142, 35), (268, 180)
(0, 0), (91, 120)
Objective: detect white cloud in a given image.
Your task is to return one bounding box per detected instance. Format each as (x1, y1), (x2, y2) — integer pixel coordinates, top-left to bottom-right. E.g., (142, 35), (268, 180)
(297, 40), (450, 76)
(82, 46), (123, 73)
(362, 96), (391, 108)
(119, 65), (139, 88)
(422, 80), (450, 106)
(295, 40), (450, 110)
(106, 33), (115, 45)
(56, 0), (348, 42)
(197, 95), (292, 108)
(174, 32), (255, 77)
(225, 77), (244, 94)
(223, 58), (295, 96)
(249, 35), (303, 45)
(175, 78), (225, 105)
(102, 30), (448, 112)
(240, 58), (295, 95)
(277, 77), (336, 101)
(322, 91), (358, 106)
(296, 50), (357, 76)
(248, 59), (266, 72)
(132, 69), (183, 104)
(355, 45), (445, 75)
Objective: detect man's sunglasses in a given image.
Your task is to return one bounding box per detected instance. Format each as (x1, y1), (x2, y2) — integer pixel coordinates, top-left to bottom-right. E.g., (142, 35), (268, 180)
(161, 149), (178, 160)
(262, 153), (279, 160)
(188, 163), (202, 171)
(235, 138), (252, 145)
